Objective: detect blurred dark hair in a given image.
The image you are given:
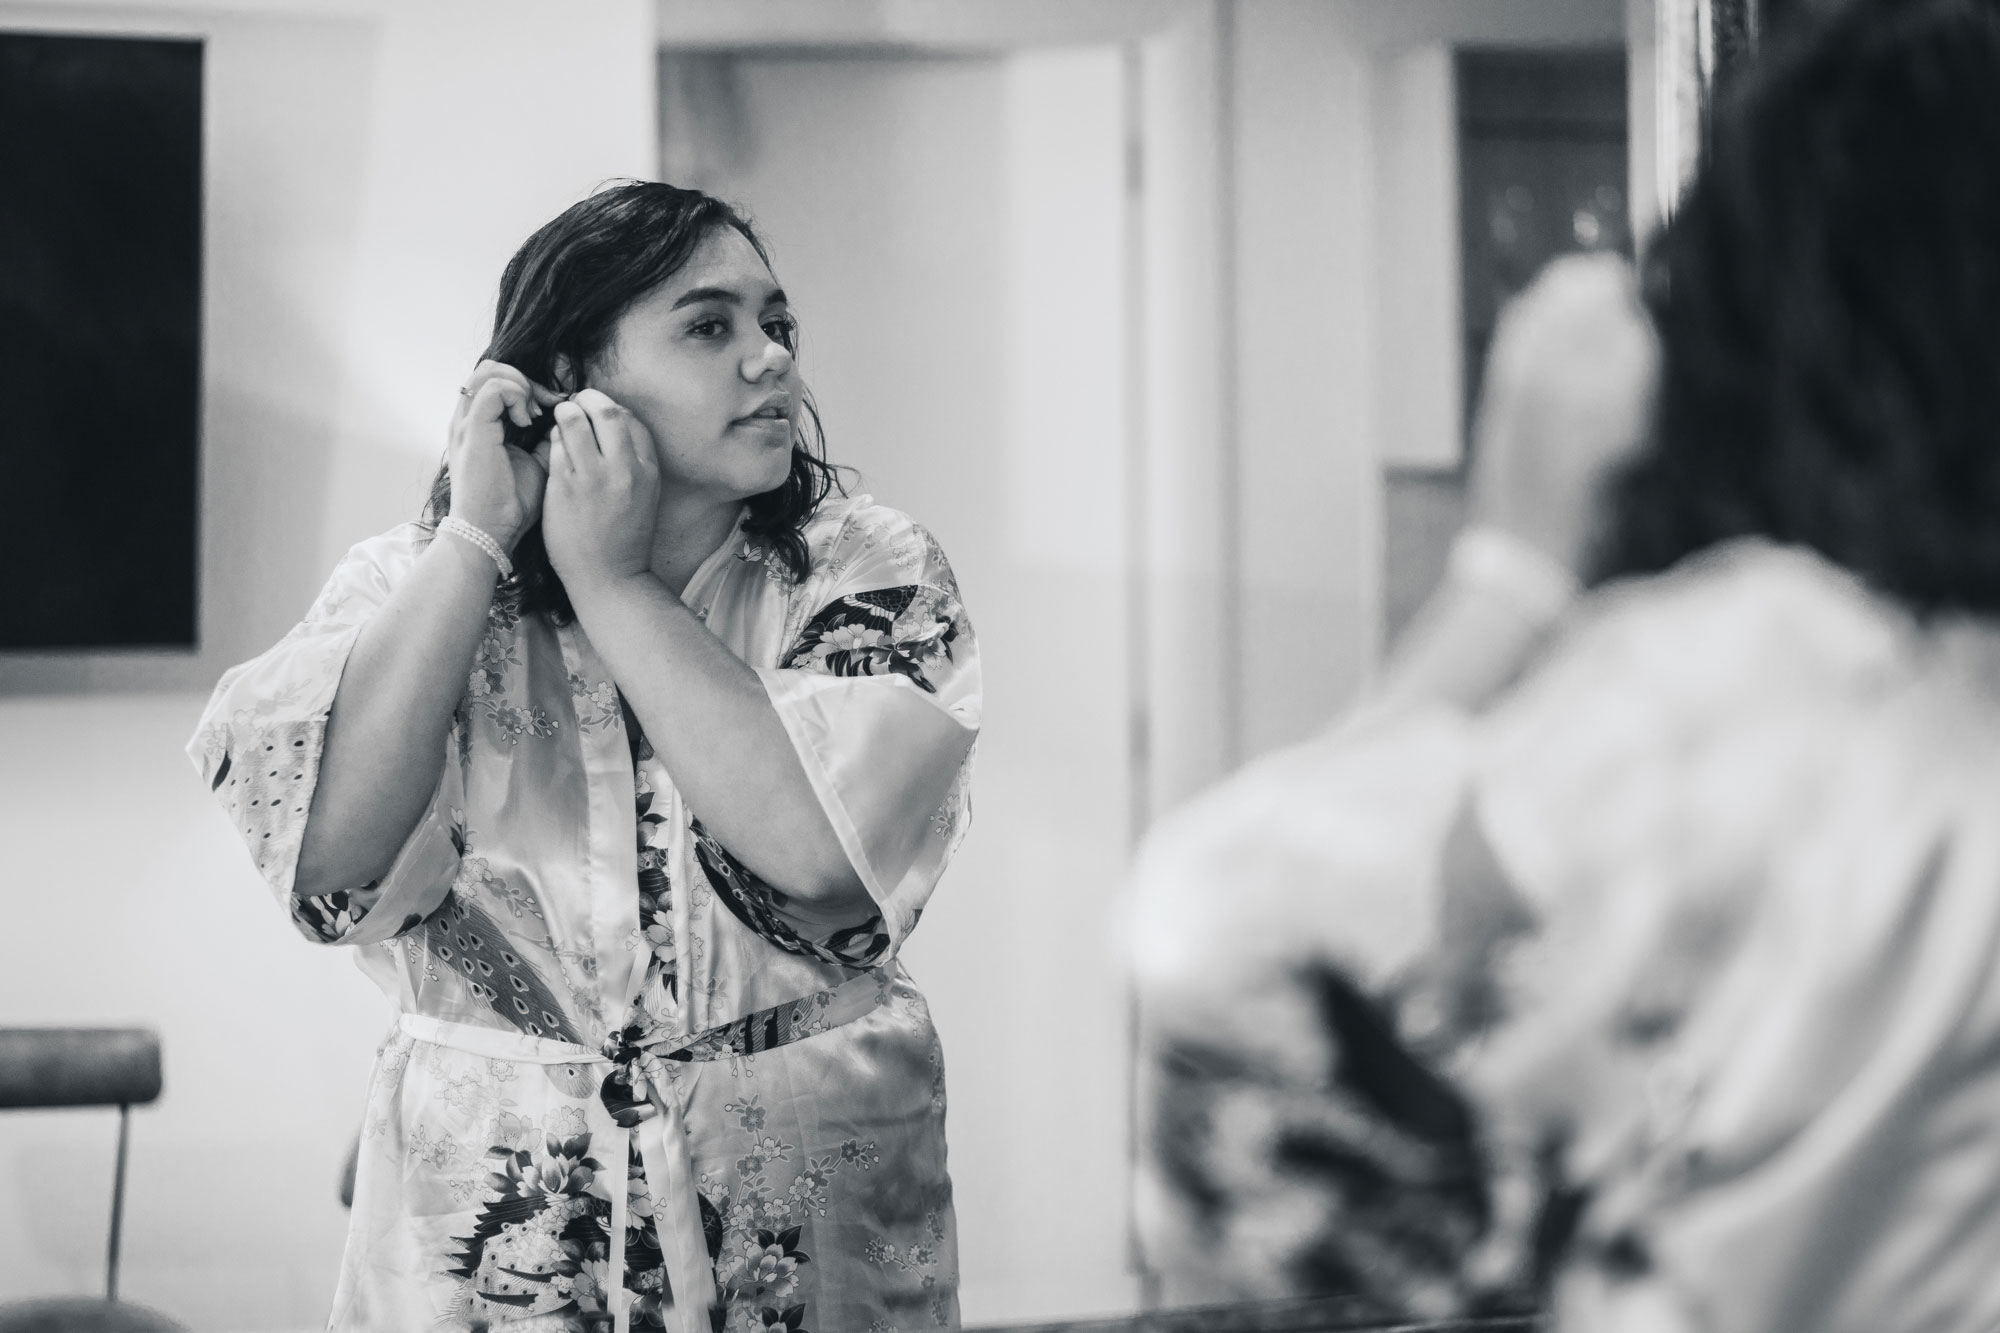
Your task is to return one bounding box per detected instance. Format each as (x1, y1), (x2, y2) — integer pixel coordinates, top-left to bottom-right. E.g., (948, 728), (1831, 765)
(422, 180), (843, 623)
(1592, 0), (2000, 614)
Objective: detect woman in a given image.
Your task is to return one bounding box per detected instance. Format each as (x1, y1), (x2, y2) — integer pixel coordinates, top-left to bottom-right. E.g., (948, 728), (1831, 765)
(1133, 1), (2000, 1328)
(190, 183), (979, 1333)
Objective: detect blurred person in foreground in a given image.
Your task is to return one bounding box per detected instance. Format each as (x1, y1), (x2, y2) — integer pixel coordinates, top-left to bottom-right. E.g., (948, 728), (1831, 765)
(1129, 1), (2000, 1329)
(189, 184), (978, 1333)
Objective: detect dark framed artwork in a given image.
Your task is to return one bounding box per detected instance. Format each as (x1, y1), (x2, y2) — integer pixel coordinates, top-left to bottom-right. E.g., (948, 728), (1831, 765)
(0, 32), (203, 651)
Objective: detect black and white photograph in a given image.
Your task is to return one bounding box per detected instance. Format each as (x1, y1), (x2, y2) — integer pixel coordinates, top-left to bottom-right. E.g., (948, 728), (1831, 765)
(5, 1), (1998, 1331)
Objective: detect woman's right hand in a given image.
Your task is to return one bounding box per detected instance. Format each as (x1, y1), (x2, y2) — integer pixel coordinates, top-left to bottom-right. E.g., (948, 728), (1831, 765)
(1468, 252), (1661, 578)
(1369, 255), (1659, 716)
(447, 360), (563, 550)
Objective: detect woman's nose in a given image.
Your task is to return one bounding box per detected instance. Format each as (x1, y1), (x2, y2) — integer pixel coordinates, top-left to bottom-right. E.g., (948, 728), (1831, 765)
(743, 338), (795, 380)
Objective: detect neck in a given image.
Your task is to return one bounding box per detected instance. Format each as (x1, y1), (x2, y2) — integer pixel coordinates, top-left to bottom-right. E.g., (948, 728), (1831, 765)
(647, 491), (745, 597)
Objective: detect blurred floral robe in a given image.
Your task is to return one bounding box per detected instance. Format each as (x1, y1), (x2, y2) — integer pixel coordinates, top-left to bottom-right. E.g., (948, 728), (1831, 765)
(1130, 540), (2000, 1333)
(190, 496), (979, 1333)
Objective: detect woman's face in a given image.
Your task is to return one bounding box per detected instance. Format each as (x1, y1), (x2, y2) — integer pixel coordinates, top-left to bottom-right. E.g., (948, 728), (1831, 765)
(587, 225), (802, 504)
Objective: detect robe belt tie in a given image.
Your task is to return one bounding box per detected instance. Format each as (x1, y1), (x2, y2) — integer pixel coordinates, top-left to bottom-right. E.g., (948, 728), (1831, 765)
(399, 967), (889, 1333)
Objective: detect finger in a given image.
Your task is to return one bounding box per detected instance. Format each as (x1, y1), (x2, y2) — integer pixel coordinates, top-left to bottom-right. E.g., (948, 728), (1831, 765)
(546, 428), (577, 478)
(571, 390), (654, 474)
(463, 363), (528, 417)
(553, 399), (601, 461)
(490, 377), (537, 428)
(467, 378), (529, 431)
(468, 360), (539, 398)
(569, 390), (630, 466)
(484, 362), (566, 409)
(466, 361), (562, 416)
(1537, 254), (1641, 331)
(544, 418), (584, 490)
(1534, 248), (1627, 295)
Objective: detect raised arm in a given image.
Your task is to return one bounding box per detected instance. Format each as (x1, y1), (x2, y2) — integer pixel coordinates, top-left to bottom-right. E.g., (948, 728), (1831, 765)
(568, 569), (865, 908)
(292, 362), (556, 898)
(538, 392), (978, 940)
(537, 390), (867, 914)
(1367, 253), (1660, 716)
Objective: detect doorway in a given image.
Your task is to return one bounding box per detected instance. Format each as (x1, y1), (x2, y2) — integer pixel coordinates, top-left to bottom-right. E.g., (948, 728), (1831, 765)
(663, 43), (1147, 1320)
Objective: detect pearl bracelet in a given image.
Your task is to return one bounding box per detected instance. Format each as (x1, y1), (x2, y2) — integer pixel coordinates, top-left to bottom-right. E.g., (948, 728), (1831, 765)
(438, 515), (514, 581)
(1446, 525), (1580, 627)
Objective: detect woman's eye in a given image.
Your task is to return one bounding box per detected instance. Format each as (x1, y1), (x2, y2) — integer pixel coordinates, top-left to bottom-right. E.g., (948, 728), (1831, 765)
(764, 316), (797, 351)
(688, 316), (727, 339)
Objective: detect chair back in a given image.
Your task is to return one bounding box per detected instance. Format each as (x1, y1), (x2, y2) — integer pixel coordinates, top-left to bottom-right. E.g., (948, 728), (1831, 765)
(0, 1029), (162, 1109)
(0, 1028), (165, 1306)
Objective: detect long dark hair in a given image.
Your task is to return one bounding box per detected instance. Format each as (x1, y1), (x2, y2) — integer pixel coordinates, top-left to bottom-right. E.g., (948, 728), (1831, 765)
(422, 180), (844, 623)
(1592, 0), (2000, 615)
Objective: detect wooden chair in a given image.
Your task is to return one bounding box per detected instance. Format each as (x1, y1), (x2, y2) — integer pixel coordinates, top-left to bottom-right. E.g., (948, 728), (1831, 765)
(0, 1029), (186, 1332)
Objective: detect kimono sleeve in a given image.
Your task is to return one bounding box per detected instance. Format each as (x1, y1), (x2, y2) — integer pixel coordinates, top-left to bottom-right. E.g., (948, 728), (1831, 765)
(186, 523), (463, 948)
(753, 510), (980, 957)
(1125, 709), (1505, 1312)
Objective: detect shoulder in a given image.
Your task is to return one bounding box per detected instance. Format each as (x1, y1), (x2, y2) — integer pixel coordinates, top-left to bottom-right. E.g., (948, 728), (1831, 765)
(333, 521), (434, 581)
(1564, 538), (1907, 700)
(1486, 540), (1909, 770)
(801, 494), (958, 593)
(301, 522), (435, 624)
(1475, 540), (1918, 912)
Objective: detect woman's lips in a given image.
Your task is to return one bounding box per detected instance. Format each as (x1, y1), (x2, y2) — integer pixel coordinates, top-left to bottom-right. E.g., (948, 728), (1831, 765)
(734, 413), (793, 440)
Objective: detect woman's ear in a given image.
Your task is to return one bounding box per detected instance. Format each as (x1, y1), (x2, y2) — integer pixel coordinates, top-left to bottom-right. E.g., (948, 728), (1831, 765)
(551, 354), (577, 393)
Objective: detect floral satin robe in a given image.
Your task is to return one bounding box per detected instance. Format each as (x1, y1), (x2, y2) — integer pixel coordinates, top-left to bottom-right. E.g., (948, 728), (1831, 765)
(190, 496), (979, 1333)
(1131, 540), (2000, 1332)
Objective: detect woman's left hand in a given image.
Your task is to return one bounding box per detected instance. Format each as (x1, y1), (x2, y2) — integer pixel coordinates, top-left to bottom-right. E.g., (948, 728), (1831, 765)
(541, 389), (661, 593)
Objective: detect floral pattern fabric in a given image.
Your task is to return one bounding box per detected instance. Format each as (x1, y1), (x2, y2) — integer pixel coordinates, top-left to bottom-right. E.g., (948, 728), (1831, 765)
(1130, 540), (2000, 1333)
(191, 495), (978, 1333)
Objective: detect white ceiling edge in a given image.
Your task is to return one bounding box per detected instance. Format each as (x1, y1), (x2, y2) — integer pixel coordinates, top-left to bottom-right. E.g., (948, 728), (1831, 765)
(656, 0), (1200, 53)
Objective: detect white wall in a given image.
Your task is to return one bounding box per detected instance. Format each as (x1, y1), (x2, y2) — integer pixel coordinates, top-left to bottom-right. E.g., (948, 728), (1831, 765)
(1374, 44), (1464, 472)
(1230, 1), (1385, 759)
(0, 2), (653, 1327)
(1137, 7), (1232, 821)
(682, 48), (1142, 1323)
(1226, 0), (1626, 762)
